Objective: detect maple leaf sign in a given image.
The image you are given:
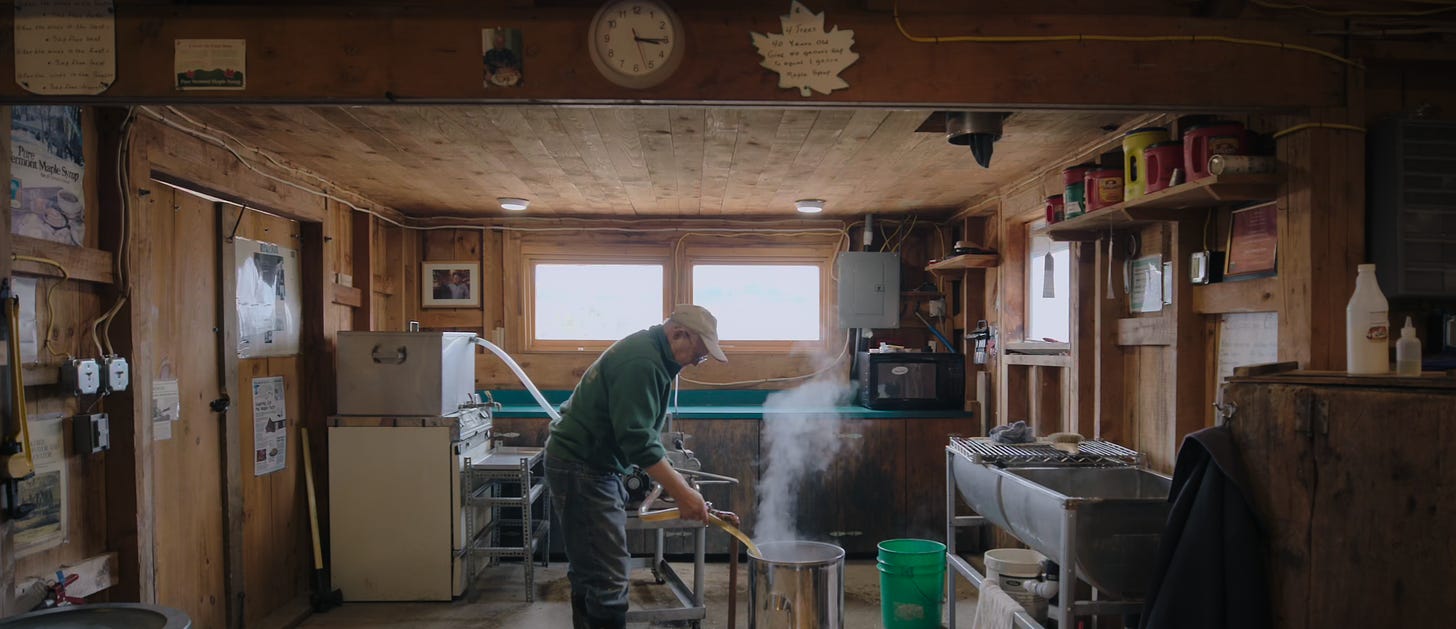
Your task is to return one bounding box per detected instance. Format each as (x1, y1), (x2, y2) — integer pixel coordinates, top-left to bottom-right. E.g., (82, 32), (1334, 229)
(751, 1), (860, 97)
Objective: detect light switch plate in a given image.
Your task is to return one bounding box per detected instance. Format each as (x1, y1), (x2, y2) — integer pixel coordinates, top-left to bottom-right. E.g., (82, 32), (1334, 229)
(103, 356), (130, 393)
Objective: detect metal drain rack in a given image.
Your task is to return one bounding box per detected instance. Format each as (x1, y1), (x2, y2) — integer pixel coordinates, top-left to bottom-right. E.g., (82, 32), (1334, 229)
(949, 436), (1143, 468)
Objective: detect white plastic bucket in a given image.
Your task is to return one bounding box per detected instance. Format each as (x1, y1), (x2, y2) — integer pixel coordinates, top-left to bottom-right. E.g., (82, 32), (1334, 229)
(983, 548), (1047, 621)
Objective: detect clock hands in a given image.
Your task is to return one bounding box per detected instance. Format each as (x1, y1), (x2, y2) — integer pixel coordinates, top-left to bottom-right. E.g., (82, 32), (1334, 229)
(631, 28), (648, 69)
(633, 36), (668, 44)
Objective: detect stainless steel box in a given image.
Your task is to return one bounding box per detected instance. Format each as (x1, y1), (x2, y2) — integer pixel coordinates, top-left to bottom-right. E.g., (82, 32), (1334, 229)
(336, 331), (477, 416)
(837, 251), (901, 328)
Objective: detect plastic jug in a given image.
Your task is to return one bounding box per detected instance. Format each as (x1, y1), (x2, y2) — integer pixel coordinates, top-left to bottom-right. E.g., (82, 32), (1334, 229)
(1346, 264), (1390, 374)
(1122, 127), (1170, 200)
(1142, 141), (1183, 193)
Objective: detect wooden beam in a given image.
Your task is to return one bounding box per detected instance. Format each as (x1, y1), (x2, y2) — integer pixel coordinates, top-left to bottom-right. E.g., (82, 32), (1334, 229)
(12, 552), (119, 600)
(1003, 353), (1072, 367)
(216, 204), (245, 629)
(1193, 276), (1280, 314)
(330, 284), (363, 308)
(1117, 316), (1175, 346)
(350, 213), (374, 330)
(11, 236), (115, 284)
(0, 7), (1345, 110)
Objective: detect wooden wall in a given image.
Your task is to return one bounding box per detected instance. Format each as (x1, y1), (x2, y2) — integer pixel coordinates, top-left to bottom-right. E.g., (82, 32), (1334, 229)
(106, 117), (379, 627)
(7, 107), (115, 605)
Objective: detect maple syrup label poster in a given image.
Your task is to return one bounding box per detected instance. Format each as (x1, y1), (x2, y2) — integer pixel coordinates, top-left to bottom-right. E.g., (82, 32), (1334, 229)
(751, 1), (859, 96)
(10, 105), (85, 246)
(15, 413), (67, 557)
(175, 39), (246, 90)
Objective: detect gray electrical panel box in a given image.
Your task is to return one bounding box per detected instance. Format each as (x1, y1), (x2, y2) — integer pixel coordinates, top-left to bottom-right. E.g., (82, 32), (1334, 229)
(837, 252), (900, 328)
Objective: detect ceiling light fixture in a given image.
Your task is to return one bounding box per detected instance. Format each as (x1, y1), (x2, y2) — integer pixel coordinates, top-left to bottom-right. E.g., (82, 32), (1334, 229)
(795, 199), (825, 214)
(498, 197), (530, 211)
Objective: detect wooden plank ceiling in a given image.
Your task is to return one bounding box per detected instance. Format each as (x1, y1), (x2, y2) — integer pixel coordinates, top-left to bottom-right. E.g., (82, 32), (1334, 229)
(178, 105), (1135, 218)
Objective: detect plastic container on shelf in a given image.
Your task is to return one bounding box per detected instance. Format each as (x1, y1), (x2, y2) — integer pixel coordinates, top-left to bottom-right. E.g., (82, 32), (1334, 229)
(1062, 163), (1098, 218)
(1346, 264), (1390, 375)
(1122, 127), (1171, 200)
(1396, 316), (1422, 376)
(1183, 120), (1250, 181)
(1142, 141), (1184, 193)
(1085, 168), (1125, 212)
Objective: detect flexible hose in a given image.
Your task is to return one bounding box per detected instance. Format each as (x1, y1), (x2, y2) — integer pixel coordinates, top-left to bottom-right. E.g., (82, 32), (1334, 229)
(471, 337), (561, 421)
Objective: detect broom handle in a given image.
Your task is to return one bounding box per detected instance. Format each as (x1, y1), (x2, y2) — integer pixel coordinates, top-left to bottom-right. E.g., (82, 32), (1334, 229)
(301, 427), (324, 570)
(728, 536), (739, 629)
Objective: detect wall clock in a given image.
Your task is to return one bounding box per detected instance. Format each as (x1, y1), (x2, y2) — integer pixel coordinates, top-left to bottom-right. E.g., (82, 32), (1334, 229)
(588, 0), (685, 89)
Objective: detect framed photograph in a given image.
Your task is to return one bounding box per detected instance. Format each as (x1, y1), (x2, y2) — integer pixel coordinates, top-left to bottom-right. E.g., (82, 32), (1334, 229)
(422, 262), (481, 308)
(1225, 202), (1278, 280)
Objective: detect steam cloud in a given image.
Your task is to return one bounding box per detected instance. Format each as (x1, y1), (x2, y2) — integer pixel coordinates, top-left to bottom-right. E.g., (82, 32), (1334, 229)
(754, 376), (856, 544)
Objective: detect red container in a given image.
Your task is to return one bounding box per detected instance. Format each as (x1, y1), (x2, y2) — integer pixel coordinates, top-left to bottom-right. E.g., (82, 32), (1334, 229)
(1143, 141), (1183, 194)
(1085, 168), (1124, 211)
(1183, 121), (1249, 181)
(1045, 194), (1065, 224)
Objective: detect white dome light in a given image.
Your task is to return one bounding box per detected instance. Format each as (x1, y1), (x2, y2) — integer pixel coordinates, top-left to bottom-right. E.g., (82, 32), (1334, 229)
(795, 199), (825, 214)
(498, 197), (530, 211)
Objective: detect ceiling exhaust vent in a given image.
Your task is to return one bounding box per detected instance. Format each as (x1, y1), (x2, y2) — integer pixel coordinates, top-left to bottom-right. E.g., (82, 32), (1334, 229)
(945, 112), (1009, 169)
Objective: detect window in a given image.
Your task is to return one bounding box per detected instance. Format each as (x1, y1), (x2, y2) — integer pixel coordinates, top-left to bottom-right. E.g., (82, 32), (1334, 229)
(533, 263), (665, 341)
(691, 264), (821, 341)
(1026, 220), (1071, 342)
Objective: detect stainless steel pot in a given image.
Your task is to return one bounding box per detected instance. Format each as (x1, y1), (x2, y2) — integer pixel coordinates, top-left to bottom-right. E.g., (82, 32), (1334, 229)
(748, 541), (845, 629)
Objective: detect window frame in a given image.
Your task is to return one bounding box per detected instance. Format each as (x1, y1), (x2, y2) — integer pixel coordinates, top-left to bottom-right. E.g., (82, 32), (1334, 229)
(520, 242), (672, 353)
(681, 244), (834, 352)
(1023, 218), (1072, 344)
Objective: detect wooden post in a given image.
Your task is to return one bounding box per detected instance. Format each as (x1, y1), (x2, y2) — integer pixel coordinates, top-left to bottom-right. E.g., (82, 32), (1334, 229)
(215, 203), (245, 629)
(350, 213), (373, 332)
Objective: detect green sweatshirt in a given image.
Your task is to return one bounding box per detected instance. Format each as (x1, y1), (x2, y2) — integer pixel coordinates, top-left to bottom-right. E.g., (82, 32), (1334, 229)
(545, 325), (682, 474)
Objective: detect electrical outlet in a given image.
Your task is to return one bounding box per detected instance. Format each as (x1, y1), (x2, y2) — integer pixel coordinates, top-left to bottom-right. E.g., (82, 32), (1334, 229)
(73, 413), (110, 454)
(103, 356), (130, 393)
(60, 359), (102, 396)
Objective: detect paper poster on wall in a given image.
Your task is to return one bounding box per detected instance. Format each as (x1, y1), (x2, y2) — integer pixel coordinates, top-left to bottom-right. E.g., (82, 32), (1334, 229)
(1129, 255), (1164, 314)
(482, 28), (522, 88)
(234, 237), (301, 358)
(11, 106), (86, 246)
(15, 413), (67, 556)
(12, 277), (40, 364)
(152, 378), (180, 441)
(175, 39), (246, 90)
(251, 376), (287, 476)
(1215, 312), (1279, 403)
(13, 0), (116, 95)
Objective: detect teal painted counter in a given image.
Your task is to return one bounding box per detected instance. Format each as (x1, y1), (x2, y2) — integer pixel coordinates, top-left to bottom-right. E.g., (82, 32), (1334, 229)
(483, 389), (974, 420)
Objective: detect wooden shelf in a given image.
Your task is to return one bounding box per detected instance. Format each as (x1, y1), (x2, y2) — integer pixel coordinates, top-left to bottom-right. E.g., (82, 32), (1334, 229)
(1046, 173), (1280, 242)
(926, 254), (1000, 276)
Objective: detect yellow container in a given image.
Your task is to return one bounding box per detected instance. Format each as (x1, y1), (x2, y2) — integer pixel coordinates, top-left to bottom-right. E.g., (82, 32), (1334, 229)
(1122, 127), (1171, 200)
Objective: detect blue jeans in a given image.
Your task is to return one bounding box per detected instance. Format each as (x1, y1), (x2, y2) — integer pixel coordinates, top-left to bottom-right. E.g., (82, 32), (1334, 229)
(546, 455), (629, 629)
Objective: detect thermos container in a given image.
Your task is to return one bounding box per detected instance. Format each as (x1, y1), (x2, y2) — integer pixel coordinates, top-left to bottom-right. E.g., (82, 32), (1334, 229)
(1183, 120), (1249, 181)
(1122, 127), (1170, 200)
(1085, 168), (1125, 211)
(1142, 141), (1184, 194)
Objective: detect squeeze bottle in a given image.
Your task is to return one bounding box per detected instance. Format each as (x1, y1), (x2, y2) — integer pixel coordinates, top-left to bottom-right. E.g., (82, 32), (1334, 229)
(1345, 264), (1390, 374)
(1396, 317), (1422, 376)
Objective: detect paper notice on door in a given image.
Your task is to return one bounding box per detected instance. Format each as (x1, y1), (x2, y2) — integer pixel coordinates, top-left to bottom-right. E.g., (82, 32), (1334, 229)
(27, 413), (64, 469)
(251, 376), (287, 476)
(152, 378), (179, 441)
(12, 278), (40, 364)
(1129, 255), (1164, 314)
(13, 0), (116, 95)
(16, 413), (67, 556)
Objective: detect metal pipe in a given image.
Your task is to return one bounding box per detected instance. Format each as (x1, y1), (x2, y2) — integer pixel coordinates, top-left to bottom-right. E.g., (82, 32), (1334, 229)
(1057, 508), (1077, 629)
(728, 537), (740, 629)
(946, 447), (958, 629)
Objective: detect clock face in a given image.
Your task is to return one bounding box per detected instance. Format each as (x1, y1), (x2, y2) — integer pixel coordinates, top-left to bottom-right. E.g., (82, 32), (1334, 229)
(589, 0), (684, 88)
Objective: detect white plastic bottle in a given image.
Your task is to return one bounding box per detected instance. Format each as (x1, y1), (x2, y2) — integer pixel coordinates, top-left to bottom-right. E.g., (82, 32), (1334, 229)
(1346, 264), (1390, 374)
(1396, 316), (1422, 376)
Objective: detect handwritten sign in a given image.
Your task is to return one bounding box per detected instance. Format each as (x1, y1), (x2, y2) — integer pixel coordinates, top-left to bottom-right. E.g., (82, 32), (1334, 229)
(14, 0), (115, 95)
(751, 1), (859, 97)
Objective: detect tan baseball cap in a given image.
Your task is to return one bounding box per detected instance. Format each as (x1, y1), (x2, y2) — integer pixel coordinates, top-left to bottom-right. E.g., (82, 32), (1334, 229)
(669, 304), (728, 363)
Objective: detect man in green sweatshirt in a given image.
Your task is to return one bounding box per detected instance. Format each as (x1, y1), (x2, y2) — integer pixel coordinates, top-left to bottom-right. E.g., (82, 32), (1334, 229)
(545, 304), (727, 629)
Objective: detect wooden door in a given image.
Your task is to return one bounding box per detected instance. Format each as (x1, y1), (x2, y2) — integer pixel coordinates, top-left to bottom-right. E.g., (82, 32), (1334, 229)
(1224, 382), (1315, 629)
(829, 419), (905, 555)
(1307, 387), (1455, 627)
(674, 418), (759, 555)
(140, 189), (227, 628)
(903, 418), (978, 541)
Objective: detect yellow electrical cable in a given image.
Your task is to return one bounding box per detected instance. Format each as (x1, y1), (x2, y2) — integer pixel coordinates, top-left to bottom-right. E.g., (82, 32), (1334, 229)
(1250, 0), (1456, 17)
(7, 296), (34, 478)
(1273, 122), (1367, 139)
(891, 3), (1364, 69)
(12, 255), (72, 358)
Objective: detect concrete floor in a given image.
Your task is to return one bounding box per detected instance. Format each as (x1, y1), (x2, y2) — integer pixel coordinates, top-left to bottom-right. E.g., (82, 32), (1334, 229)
(300, 559), (981, 628)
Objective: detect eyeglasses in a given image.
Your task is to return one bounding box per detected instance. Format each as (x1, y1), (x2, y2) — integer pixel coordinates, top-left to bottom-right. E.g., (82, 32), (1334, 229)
(688, 333), (710, 365)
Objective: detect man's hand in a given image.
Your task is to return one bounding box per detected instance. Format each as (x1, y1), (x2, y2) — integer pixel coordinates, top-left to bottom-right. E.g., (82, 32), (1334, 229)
(644, 458), (709, 523)
(671, 486), (710, 523)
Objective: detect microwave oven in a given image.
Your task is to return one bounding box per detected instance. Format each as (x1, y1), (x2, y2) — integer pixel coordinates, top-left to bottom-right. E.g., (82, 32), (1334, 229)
(856, 351), (965, 410)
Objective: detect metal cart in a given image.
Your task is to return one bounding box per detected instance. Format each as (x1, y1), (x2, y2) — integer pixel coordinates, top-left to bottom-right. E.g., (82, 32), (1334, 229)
(463, 446), (550, 601)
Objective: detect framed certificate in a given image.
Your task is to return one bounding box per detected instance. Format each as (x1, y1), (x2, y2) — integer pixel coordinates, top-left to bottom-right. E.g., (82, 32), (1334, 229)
(1225, 202), (1278, 279)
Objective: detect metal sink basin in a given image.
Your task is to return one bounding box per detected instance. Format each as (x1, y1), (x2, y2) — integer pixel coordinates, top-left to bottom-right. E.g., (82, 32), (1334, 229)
(953, 459), (1172, 598)
(0, 603), (191, 628)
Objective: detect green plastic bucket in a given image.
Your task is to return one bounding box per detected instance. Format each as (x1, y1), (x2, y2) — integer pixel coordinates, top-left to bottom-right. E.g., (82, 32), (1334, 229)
(877, 539), (946, 629)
